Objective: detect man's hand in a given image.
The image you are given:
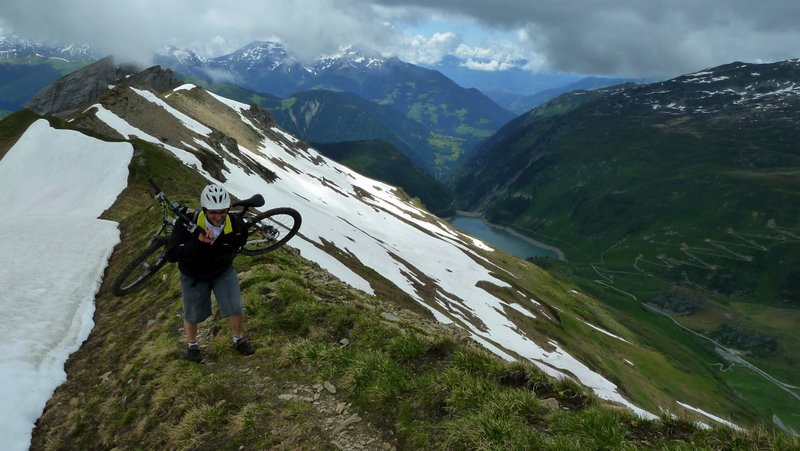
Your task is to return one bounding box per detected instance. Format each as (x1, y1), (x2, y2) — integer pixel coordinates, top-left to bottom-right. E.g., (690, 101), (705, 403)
(197, 228), (216, 244)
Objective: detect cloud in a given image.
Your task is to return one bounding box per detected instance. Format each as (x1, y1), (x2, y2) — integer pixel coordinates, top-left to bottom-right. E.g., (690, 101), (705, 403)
(393, 31), (460, 65)
(2, 0), (800, 78)
(369, 0), (800, 78)
(460, 58), (516, 72)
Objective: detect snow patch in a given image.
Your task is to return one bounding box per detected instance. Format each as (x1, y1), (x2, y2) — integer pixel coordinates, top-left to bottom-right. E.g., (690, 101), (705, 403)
(677, 401), (743, 431)
(0, 120), (132, 451)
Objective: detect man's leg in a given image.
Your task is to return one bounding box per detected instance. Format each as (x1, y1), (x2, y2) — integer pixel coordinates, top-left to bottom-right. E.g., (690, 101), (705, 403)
(229, 315), (243, 337)
(184, 320), (202, 362)
(214, 267), (253, 355)
(185, 320), (199, 342)
(180, 273), (212, 362)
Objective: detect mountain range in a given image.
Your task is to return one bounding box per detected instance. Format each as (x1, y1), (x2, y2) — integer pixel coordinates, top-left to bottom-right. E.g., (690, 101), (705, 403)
(154, 41), (515, 178)
(1, 35), (518, 179)
(1, 35), (627, 182)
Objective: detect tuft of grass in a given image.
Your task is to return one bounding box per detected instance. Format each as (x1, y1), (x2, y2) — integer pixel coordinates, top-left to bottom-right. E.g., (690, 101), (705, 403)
(168, 400), (227, 449)
(344, 350), (410, 408)
(550, 406), (628, 449)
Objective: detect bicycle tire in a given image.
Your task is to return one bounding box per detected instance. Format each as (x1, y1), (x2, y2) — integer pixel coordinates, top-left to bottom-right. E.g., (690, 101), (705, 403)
(240, 207), (302, 255)
(111, 237), (169, 296)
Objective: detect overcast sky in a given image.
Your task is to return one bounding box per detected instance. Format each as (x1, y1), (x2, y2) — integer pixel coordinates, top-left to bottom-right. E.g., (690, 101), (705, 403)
(2, 0), (799, 79)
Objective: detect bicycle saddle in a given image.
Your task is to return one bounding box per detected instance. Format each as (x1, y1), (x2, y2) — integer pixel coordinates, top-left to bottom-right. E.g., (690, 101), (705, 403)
(232, 194), (265, 208)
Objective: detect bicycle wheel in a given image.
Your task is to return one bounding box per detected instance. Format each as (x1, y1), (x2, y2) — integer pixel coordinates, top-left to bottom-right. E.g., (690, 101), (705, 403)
(111, 236), (169, 296)
(240, 207), (302, 255)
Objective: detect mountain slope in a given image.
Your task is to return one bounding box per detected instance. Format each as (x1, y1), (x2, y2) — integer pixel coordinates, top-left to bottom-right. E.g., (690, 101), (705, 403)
(502, 76), (635, 115)
(23, 146), (792, 448)
(152, 81), (454, 206)
(311, 139), (454, 215)
(302, 54), (515, 172)
(60, 77), (657, 415)
(5, 63), (797, 445)
(256, 89), (434, 171)
(453, 59), (800, 432)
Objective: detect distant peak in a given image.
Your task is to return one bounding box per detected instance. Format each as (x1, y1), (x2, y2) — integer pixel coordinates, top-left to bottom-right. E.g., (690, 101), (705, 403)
(243, 40), (286, 50)
(319, 44), (382, 61)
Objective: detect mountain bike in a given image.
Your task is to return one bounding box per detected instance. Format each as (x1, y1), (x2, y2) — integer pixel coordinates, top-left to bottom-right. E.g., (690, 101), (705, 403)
(111, 179), (302, 296)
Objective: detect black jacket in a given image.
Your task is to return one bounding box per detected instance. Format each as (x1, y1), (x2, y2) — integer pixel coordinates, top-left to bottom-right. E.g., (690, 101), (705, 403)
(165, 211), (248, 281)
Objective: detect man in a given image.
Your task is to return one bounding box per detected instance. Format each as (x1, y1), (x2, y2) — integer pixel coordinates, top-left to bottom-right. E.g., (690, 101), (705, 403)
(166, 183), (254, 362)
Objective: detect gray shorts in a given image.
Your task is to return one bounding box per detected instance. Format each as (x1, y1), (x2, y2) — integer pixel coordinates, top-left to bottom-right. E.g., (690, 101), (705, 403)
(180, 266), (243, 324)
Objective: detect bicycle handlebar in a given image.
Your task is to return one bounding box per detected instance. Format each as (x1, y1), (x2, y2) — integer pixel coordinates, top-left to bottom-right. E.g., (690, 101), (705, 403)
(148, 178), (204, 237)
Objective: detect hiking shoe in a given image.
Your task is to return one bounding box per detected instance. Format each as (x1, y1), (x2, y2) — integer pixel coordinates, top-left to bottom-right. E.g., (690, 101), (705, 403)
(187, 344), (203, 363)
(234, 337), (254, 355)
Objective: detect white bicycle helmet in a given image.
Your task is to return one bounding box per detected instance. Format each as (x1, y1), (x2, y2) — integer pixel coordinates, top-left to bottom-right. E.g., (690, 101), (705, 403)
(200, 184), (231, 210)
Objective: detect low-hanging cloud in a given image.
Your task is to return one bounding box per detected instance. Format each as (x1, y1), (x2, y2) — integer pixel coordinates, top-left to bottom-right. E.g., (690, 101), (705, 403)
(371, 0), (800, 77)
(2, 0), (800, 78)
(0, 0), (398, 66)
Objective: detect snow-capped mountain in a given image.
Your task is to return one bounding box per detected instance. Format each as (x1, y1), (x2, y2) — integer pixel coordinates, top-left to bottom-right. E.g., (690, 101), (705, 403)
(152, 46), (218, 84)
(0, 35), (101, 113)
(176, 41), (389, 77)
(157, 45), (212, 68)
(0, 34), (97, 62)
(154, 41), (315, 95)
(313, 45), (387, 72)
(153, 41), (396, 97)
(214, 40), (309, 72)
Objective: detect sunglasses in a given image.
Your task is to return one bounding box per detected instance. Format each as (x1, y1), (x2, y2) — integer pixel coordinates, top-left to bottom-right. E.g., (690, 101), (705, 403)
(206, 209), (229, 215)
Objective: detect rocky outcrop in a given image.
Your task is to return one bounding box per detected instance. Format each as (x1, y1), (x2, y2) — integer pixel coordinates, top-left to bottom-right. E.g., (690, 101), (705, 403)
(24, 56), (179, 118)
(123, 64), (179, 94)
(710, 323), (777, 356)
(645, 285), (710, 316)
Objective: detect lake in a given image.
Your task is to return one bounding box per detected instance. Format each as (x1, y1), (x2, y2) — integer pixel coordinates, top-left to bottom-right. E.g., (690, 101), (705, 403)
(449, 215), (562, 260)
